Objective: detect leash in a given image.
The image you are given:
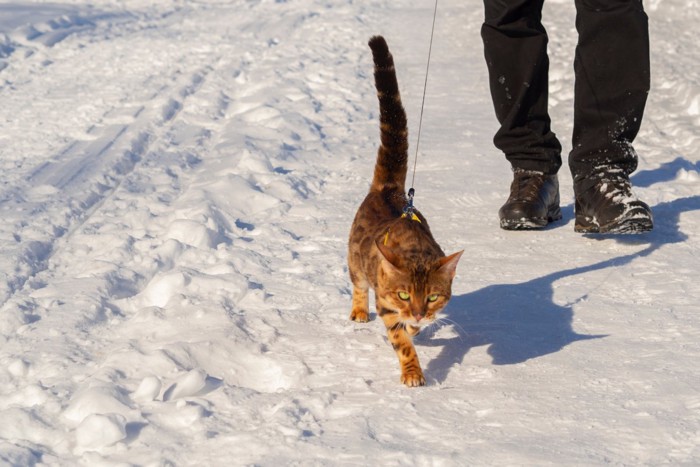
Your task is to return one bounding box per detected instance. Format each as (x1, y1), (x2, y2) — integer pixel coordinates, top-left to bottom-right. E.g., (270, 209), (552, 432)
(405, 0), (439, 217)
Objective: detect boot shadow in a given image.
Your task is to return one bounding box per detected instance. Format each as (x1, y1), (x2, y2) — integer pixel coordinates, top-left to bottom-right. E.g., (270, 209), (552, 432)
(632, 157), (700, 188)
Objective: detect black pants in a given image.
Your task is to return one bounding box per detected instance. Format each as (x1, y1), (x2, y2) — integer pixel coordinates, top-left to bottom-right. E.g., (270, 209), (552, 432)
(481, 0), (650, 177)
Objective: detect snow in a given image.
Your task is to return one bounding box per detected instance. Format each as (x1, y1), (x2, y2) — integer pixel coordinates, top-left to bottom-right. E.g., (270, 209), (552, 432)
(0, 0), (699, 464)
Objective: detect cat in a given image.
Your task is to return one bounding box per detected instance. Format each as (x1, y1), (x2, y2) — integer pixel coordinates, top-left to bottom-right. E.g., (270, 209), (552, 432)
(347, 35), (463, 387)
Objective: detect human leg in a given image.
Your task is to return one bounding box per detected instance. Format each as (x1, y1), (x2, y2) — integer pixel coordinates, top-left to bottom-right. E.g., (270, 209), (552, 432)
(481, 0), (562, 174)
(570, 0), (650, 175)
(481, 0), (562, 229)
(570, 0), (653, 233)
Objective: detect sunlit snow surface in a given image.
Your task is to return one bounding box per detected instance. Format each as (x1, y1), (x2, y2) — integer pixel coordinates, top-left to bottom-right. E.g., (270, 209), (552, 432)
(1, 0), (699, 464)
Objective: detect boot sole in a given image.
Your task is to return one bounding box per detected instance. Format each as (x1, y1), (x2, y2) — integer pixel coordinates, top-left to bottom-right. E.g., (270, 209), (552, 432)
(574, 207), (653, 234)
(500, 206), (562, 230)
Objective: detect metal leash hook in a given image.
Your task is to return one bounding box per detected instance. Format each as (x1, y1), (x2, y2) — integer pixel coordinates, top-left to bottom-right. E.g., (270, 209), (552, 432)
(402, 188), (420, 222)
(404, 188), (415, 214)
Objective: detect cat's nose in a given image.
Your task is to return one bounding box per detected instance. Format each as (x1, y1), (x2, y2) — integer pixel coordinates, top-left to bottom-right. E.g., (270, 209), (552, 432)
(413, 312), (424, 322)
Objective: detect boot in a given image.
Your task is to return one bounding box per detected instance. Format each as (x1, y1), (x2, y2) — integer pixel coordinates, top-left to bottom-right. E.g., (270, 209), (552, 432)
(499, 170), (562, 230)
(574, 169), (653, 234)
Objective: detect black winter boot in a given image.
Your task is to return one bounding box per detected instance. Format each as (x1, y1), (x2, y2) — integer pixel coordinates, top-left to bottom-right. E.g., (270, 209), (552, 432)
(499, 170), (561, 230)
(574, 169), (653, 234)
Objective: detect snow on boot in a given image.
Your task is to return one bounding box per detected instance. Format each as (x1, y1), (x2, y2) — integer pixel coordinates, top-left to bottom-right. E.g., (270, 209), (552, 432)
(574, 169), (653, 234)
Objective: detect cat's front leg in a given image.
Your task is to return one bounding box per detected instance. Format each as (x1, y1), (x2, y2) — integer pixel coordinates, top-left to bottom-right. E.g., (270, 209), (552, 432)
(349, 285), (370, 323)
(382, 312), (425, 386)
(348, 264), (370, 322)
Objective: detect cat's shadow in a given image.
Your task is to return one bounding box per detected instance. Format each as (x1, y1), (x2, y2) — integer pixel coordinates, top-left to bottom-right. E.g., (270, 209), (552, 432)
(419, 190), (700, 384)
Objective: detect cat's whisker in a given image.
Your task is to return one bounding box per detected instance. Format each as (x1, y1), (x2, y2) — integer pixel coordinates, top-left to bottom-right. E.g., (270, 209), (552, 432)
(414, 315), (446, 339)
(433, 316), (468, 342)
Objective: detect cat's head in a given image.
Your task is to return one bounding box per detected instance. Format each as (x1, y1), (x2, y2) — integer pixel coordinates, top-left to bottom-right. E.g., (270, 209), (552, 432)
(375, 241), (463, 327)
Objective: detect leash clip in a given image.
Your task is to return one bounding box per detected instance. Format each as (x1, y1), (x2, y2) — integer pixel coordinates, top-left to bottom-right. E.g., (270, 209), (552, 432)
(401, 188), (421, 222)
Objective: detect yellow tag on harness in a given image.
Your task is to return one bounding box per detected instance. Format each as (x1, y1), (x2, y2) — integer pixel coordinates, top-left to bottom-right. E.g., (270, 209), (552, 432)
(384, 212), (421, 245)
(401, 212), (421, 223)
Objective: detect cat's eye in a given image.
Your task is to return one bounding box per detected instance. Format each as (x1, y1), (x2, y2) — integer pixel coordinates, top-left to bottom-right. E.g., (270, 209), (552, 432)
(398, 291), (410, 301)
(427, 294), (439, 303)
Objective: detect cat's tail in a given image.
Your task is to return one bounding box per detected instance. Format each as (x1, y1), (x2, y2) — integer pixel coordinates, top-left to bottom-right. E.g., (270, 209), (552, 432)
(368, 35), (409, 193)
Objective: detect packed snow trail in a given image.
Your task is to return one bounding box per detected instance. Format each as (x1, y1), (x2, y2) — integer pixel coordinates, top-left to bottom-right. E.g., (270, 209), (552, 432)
(1, 0), (699, 465)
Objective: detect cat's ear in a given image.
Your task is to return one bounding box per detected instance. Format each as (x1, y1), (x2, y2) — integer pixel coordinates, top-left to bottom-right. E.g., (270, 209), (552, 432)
(437, 250), (463, 279)
(375, 239), (402, 275)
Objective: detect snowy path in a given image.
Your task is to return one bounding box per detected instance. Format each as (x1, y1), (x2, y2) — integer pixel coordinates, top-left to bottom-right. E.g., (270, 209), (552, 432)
(1, 0), (699, 465)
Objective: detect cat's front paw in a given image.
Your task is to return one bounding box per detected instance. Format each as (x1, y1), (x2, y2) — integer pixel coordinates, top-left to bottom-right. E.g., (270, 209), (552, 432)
(401, 370), (426, 387)
(350, 308), (369, 323)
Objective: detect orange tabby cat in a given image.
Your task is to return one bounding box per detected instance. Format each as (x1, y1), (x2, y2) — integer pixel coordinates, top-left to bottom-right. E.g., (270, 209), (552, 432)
(348, 36), (463, 387)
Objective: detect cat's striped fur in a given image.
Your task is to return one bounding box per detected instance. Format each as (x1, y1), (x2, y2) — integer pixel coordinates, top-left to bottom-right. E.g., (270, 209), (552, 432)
(347, 36), (463, 387)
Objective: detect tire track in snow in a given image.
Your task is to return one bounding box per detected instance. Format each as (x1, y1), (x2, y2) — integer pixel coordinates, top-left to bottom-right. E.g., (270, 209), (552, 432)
(0, 2), (339, 459)
(0, 61), (216, 312)
(0, 32), (240, 463)
(72, 3), (380, 459)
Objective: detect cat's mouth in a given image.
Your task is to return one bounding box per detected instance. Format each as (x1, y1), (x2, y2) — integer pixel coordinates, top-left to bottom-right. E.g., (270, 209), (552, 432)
(403, 316), (435, 336)
(404, 314), (435, 327)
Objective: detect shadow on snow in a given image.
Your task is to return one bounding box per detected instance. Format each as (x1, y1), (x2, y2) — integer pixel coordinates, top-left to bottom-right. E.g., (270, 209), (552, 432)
(422, 161), (700, 384)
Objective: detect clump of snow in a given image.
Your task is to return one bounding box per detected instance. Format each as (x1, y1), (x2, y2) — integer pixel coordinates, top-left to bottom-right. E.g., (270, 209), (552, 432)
(162, 369), (207, 401)
(75, 413), (127, 451)
(676, 168), (700, 182)
(62, 386), (138, 428)
(131, 376), (161, 403)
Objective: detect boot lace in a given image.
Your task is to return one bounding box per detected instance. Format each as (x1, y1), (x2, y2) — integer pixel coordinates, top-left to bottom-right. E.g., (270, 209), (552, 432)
(512, 171), (545, 202)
